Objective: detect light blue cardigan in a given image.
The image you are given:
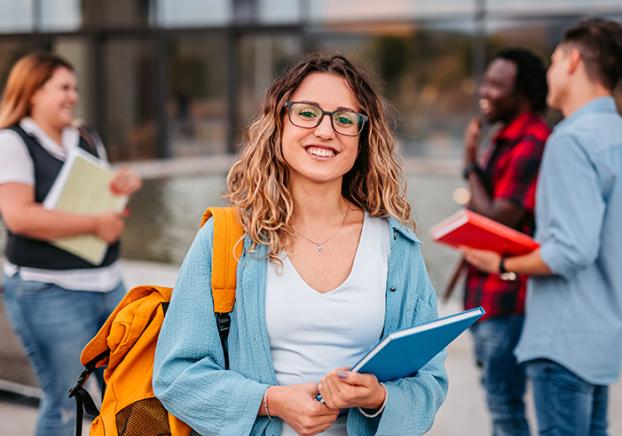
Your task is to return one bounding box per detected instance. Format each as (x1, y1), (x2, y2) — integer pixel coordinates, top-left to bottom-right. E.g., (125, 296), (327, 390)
(153, 217), (448, 435)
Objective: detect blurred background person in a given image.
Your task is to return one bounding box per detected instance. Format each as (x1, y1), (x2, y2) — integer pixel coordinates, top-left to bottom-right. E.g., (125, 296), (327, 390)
(462, 48), (549, 436)
(0, 51), (141, 436)
(464, 18), (622, 436)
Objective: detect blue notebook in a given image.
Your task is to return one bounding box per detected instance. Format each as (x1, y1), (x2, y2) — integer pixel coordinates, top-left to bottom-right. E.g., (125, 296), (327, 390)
(352, 307), (484, 382)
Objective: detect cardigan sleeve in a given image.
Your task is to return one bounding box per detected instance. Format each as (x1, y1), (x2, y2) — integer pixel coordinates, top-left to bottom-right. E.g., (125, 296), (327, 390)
(347, 242), (448, 435)
(153, 219), (268, 436)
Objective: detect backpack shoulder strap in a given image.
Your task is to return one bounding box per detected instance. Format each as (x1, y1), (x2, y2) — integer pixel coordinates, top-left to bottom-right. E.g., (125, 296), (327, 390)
(201, 207), (243, 314)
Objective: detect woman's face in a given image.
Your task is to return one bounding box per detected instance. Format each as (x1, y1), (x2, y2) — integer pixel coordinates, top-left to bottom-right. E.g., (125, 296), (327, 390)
(30, 66), (78, 131)
(281, 72), (361, 187)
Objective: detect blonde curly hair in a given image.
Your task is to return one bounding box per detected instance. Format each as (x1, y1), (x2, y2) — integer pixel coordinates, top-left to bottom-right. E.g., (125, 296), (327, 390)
(226, 54), (413, 262)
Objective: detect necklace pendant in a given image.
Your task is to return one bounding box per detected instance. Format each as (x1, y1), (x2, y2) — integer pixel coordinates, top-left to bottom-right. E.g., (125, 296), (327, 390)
(315, 244), (324, 253)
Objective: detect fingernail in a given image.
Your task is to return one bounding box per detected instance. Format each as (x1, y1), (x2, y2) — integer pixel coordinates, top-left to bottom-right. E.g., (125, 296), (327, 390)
(337, 370), (349, 379)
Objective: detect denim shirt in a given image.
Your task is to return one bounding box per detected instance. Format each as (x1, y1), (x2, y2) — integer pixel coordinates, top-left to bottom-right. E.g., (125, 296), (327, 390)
(515, 97), (622, 385)
(154, 216), (448, 435)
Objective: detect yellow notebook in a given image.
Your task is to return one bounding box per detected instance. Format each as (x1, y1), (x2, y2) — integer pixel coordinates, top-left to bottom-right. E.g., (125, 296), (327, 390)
(43, 148), (128, 265)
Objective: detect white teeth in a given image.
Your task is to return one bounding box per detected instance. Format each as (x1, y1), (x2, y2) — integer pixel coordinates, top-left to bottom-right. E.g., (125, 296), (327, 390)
(306, 146), (335, 157)
(479, 98), (491, 112)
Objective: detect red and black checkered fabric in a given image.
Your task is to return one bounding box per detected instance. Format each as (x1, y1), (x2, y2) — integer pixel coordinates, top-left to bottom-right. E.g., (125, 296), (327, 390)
(464, 112), (550, 320)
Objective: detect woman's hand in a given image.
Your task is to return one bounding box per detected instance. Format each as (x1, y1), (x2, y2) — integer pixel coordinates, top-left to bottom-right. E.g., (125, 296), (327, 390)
(267, 383), (340, 436)
(93, 210), (126, 243)
(462, 247), (501, 274)
(318, 368), (386, 411)
(109, 168), (142, 196)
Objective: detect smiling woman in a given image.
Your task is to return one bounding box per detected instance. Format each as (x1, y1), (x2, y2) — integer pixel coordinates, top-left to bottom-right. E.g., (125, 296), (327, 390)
(153, 54), (448, 436)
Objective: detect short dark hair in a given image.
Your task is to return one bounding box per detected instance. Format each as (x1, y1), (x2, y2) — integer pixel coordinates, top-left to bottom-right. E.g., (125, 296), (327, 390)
(492, 48), (548, 113)
(562, 18), (622, 91)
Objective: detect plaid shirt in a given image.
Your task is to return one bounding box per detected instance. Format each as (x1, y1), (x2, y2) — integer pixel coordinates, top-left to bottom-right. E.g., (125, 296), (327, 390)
(464, 112), (550, 319)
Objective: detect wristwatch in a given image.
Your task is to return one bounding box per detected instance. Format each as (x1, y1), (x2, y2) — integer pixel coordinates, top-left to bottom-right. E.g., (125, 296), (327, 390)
(498, 257), (517, 281)
(462, 162), (482, 180)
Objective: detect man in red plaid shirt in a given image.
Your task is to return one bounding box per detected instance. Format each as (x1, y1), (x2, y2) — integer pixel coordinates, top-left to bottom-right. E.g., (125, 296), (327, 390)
(462, 48), (550, 436)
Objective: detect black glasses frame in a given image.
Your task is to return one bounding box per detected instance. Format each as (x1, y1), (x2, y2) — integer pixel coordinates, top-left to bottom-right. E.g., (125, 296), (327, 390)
(284, 101), (368, 137)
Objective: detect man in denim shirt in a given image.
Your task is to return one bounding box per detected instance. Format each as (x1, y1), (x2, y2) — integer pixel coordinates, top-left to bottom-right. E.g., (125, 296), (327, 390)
(464, 18), (622, 435)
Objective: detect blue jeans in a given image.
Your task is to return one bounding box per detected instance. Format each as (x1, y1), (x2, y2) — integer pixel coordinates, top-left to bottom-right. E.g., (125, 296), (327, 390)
(471, 315), (530, 436)
(526, 359), (609, 436)
(2, 273), (126, 436)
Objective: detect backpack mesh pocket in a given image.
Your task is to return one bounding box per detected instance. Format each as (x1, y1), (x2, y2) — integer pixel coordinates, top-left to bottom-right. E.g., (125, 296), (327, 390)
(116, 397), (172, 436)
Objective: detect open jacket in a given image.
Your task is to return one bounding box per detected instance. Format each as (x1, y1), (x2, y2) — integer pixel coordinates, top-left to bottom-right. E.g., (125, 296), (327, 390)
(153, 216), (448, 436)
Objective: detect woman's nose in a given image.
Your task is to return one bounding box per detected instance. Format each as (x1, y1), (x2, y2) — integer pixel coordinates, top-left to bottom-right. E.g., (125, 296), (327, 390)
(314, 114), (335, 139)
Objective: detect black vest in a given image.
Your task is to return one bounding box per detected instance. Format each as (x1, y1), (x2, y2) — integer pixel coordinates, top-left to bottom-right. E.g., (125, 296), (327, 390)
(5, 124), (120, 269)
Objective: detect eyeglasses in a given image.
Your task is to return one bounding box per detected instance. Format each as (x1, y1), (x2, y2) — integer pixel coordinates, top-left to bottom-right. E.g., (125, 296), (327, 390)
(284, 101), (368, 137)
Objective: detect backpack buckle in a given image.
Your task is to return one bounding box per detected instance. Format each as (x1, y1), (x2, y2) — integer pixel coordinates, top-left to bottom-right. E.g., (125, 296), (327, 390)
(68, 368), (92, 398)
(215, 312), (231, 333)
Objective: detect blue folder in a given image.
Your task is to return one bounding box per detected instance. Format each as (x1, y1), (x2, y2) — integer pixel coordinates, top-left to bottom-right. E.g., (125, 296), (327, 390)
(352, 307), (484, 382)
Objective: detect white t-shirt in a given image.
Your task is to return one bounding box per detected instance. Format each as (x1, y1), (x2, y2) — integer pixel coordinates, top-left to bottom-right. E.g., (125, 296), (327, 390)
(265, 213), (389, 435)
(0, 118), (122, 292)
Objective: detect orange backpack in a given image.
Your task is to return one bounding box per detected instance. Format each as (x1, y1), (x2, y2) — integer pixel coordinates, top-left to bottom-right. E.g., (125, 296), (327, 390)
(69, 207), (243, 436)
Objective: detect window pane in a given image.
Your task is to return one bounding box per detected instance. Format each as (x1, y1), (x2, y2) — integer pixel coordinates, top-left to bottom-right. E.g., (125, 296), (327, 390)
(167, 34), (228, 156)
(40, 0), (81, 31)
(101, 39), (156, 161)
(157, 0), (231, 27)
(0, 0), (33, 33)
(258, 0), (302, 23)
(308, 0), (475, 22)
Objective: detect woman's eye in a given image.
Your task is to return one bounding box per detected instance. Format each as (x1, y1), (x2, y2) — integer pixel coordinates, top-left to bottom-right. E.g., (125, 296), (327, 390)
(336, 115), (354, 125)
(298, 110), (318, 119)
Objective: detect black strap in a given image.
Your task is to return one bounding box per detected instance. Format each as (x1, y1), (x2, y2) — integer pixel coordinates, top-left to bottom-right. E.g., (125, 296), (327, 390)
(69, 349), (110, 436)
(216, 312), (231, 369)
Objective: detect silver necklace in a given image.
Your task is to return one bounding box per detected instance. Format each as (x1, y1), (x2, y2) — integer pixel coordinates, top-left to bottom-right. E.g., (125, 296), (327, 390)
(294, 206), (350, 254)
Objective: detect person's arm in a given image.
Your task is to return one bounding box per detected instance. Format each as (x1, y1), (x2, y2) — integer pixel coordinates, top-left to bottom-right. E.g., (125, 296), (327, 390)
(462, 247), (552, 276)
(0, 129), (137, 242)
(0, 182), (125, 243)
(153, 221), (268, 435)
(464, 132), (603, 278)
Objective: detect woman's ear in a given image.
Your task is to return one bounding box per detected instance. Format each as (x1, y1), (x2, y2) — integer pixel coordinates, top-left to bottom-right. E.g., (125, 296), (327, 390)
(30, 89), (40, 109)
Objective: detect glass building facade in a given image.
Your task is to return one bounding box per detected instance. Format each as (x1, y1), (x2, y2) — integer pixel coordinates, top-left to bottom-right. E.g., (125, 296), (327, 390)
(0, 0), (620, 161)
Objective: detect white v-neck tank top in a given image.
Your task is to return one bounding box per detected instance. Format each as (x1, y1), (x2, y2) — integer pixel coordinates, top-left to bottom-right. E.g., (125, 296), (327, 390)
(265, 213), (389, 435)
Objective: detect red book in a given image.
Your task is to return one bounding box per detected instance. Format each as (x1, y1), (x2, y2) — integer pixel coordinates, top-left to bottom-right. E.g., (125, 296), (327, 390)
(431, 209), (539, 255)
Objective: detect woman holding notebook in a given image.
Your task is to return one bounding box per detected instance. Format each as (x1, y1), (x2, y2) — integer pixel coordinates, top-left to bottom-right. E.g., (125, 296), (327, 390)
(0, 52), (141, 436)
(154, 55), (447, 435)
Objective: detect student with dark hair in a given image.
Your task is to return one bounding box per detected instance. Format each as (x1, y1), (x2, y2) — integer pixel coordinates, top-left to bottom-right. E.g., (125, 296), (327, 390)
(462, 47), (550, 435)
(465, 18), (622, 435)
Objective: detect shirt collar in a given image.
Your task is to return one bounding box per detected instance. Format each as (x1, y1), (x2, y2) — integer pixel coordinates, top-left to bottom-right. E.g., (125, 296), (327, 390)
(19, 117), (80, 160)
(388, 216), (421, 244)
(556, 96), (618, 131)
